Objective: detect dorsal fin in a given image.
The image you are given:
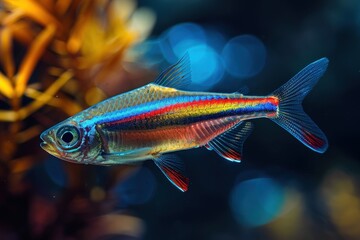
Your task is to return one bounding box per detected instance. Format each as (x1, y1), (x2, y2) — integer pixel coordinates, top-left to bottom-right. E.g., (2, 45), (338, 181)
(154, 54), (191, 90)
(154, 154), (189, 192)
(207, 122), (254, 162)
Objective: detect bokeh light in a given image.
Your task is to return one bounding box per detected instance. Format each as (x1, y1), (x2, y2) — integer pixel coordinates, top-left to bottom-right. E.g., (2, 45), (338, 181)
(230, 177), (285, 227)
(321, 169), (360, 239)
(156, 23), (266, 90)
(160, 23), (207, 63)
(90, 186), (106, 202)
(134, 38), (165, 67)
(265, 187), (308, 239)
(113, 167), (156, 207)
(222, 35), (266, 78)
(205, 28), (227, 52)
(158, 22), (224, 90)
(187, 45), (224, 89)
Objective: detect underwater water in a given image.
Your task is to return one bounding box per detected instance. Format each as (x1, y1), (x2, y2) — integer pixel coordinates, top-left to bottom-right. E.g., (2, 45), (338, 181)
(0, 0), (359, 239)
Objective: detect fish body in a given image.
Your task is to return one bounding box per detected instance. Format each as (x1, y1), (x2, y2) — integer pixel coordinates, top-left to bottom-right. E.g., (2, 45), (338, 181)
(40, 55), (329, 191)
(85, 85), (277, 160)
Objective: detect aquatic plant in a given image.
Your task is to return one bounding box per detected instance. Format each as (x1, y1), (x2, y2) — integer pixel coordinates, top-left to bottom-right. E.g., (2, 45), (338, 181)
(0, 0), (154, 170)
(0, 1), (154, 237)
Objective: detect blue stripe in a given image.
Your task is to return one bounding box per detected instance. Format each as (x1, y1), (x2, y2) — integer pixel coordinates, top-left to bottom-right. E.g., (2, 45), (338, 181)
(92, 95), (223, 125)
(96, 96), (277, 131)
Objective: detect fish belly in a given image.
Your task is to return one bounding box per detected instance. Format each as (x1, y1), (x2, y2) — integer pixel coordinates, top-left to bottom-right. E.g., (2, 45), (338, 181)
(102, 117), (242, 157)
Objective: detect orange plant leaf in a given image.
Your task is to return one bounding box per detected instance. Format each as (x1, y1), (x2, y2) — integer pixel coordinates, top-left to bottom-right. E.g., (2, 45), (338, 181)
(7, 21), (36, 46)
(0, 70), (73, 122)
(67, 1), (93, 54)
(25, 87), (82, 116)
(15, 124), (42, 143)
(4, 0), (61, 29)
(0, 27), (15, 79)
(0, 72), (14, 98)
(15, 24), (56, 96)
(1, 8), (25, 26)
(9, 156), (35, 173)
(55, 0), (72, 16)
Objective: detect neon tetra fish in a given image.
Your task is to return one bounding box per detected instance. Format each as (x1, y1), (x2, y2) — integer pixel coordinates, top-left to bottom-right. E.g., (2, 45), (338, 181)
(40, 56), (329, 191)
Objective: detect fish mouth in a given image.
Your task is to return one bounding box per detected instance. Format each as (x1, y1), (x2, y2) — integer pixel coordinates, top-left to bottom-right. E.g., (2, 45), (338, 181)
(40, 131), (56, 154)
(40, 141), (52, 152)
(40, 130), (77, 163)
(40, 129), (85, 164)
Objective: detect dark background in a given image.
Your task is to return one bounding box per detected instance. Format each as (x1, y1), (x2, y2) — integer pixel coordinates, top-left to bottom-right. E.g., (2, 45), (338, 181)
(135, 0), (359, 239)
(1, 0), (359, 239)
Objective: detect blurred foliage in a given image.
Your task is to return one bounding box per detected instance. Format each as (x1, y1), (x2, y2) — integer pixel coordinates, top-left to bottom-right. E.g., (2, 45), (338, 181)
(0, 0), (154, 238)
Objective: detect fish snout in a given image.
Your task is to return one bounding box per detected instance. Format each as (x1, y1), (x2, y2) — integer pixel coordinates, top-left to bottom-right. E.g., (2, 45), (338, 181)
(40, 130), (56, 154)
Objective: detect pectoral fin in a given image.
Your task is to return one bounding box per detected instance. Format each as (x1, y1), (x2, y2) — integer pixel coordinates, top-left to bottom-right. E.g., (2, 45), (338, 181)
(154, 155), (189, 192)
(207, 122), (254, 162)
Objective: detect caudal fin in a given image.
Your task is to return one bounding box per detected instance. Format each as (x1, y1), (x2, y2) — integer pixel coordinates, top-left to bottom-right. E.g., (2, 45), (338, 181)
(271, 58), (329, 153)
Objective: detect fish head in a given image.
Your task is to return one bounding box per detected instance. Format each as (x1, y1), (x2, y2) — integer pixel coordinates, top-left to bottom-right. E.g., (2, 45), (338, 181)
(40, 117), (102, 164)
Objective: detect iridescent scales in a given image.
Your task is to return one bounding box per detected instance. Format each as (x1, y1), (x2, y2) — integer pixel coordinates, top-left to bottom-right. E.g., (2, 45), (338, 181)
(40, 55), (329, 192)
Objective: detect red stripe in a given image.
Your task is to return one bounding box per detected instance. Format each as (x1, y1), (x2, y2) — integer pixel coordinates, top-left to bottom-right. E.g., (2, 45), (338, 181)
(105, 97), (279, 127)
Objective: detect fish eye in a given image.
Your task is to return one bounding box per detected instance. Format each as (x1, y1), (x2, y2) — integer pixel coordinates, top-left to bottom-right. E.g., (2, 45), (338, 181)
(56, 125), (80, 149)
(62, 131), (74, 143)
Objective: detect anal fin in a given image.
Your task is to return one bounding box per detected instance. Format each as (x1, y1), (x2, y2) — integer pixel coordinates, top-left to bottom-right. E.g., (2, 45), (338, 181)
(154, 155), (189, 192)
(207, 122), (254, 162)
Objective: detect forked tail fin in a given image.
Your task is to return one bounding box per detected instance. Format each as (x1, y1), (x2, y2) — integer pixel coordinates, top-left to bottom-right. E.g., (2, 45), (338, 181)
(271, 58), (329, 153)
